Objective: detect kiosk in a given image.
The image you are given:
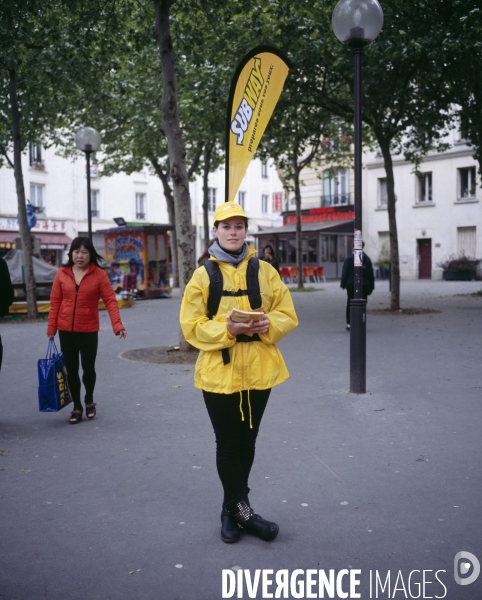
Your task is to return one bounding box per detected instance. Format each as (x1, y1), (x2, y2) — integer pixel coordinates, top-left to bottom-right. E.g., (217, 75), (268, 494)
(99, 224), (172, 298)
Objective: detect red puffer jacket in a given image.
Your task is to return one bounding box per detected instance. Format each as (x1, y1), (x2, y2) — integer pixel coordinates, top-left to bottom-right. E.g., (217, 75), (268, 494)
(47, 263), (124, 336)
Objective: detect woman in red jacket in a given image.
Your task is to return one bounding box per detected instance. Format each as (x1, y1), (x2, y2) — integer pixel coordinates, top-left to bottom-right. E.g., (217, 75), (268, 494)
(47, 237), (126, 423)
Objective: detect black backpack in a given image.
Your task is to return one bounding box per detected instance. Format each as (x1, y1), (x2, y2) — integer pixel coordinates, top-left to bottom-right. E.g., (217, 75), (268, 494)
(203, 256), (262, 365)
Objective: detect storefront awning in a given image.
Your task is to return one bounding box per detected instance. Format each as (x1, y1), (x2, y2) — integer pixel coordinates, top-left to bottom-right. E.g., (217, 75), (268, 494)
(37, 233), (73, 249)
(0, 232), (18, 249)
(0, 231), (73, 250)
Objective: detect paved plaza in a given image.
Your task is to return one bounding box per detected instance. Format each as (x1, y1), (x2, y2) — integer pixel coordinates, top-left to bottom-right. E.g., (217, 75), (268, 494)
(0, 279), (481, 600)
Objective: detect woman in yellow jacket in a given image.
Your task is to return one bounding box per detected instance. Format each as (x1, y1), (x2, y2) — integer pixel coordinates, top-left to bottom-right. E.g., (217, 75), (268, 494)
(180, 201), (298, 544)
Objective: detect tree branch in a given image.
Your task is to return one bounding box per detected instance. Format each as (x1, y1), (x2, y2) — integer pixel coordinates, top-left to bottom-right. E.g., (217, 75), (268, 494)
(187, 140), (204, 179)
(0, 145), (14, 169)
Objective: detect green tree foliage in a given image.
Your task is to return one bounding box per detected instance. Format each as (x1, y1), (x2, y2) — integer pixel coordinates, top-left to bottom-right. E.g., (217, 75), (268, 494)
(0, 0), (131, 317)
(447, 2), (482, 177)
(285, 0), (462, 309)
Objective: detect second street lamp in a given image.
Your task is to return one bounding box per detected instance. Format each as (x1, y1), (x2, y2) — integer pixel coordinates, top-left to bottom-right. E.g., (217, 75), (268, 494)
(332, 0), (383, 393)
(75, 126), (102, 240)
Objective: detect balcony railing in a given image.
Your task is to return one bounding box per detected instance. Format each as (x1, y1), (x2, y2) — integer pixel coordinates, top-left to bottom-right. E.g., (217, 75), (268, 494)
(91, 210), (99, 218)
(32, 205), (45, 214)
(136, 212), (145, 220)
(321, 193), (351, 207)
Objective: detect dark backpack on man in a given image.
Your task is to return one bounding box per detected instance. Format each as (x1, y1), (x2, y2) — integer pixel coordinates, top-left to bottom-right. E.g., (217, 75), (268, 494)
(203, 256), (262, 365)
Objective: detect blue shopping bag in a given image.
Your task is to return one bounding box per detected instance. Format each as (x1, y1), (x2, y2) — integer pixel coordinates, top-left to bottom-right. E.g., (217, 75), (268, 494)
(38, 340), (72, 412)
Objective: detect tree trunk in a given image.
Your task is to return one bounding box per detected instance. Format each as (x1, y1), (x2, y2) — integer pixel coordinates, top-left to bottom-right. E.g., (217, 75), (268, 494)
(10, 69), (38, 319)
(149, 156), (179, 288)
(154, 0), (194, 351)
(378, 137), (400, 311)
(293, 165), (304, 289)
(202, 142), (213, 252)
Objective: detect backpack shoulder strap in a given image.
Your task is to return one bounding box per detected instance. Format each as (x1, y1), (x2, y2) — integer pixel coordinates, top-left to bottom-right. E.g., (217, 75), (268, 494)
(246, 256), (262, 310)
(204, 259), (223, 319)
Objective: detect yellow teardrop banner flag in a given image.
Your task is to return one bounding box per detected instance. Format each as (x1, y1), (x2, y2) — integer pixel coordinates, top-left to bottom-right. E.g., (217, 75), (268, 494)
(225, 46), (291, 204)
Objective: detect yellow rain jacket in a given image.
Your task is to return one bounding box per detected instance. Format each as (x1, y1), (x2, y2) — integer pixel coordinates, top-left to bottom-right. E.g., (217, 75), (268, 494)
(180, 246), (298, 394)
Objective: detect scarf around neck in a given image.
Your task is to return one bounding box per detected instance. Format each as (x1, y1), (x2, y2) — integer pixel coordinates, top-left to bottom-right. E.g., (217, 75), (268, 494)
(208, 240), (249, 267)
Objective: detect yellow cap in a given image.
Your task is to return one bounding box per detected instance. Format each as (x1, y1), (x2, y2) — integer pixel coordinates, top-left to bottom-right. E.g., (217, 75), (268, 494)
(213, 201), (248, 222)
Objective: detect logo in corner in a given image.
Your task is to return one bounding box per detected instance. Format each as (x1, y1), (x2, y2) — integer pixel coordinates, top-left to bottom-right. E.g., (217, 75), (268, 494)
(454, 551), (480, 585)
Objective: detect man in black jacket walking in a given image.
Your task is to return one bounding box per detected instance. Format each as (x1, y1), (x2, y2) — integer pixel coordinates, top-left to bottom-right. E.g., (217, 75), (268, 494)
(340, 243), (375, 330)
(0, 257), (14, 371)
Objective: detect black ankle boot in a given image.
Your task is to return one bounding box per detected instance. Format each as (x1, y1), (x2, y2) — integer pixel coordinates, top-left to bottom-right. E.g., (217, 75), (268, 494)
(221, 503), (241, 543)
(226, 491), (279, 542)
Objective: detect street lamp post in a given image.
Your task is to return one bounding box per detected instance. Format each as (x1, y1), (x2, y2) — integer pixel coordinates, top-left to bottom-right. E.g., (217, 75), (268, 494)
(332, 0), (383, 393)
(75, 126), (102, 239)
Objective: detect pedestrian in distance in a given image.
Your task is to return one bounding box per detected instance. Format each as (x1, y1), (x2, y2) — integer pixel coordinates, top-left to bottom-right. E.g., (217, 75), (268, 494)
(47, 237), (126, 424)
(260, 244), (280, 274)
(340, 242), (375, 330)
(180, 201), (298, 544)
(0, 256), (14, 372)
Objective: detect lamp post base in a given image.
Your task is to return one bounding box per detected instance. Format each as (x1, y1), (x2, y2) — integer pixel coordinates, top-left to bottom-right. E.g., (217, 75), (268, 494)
(350, 298), (366, 393)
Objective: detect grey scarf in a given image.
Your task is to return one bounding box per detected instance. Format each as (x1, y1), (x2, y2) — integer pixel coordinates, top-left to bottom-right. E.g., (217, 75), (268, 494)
(208, 240), (249, 267)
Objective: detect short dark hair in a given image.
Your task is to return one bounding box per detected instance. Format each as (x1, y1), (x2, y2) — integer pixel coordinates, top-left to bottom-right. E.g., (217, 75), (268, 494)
(263, 244), (275, 255)
(64, 237), (104, 267)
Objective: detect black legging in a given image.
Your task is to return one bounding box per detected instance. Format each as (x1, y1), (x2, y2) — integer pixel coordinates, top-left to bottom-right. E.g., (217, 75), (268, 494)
(203, 389), (271, 502)
(58, 331), (98, 412)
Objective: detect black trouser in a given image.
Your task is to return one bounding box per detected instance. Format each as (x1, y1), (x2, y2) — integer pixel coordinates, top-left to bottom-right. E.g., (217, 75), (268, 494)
(203, 389), (271, 503)
(58, 331), (98, 412)
(345, 285), (370, 325)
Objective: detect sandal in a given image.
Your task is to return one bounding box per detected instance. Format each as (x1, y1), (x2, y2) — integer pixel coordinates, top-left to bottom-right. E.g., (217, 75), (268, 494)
(86, 403), (97, 419)
(69, 409), (83, 424)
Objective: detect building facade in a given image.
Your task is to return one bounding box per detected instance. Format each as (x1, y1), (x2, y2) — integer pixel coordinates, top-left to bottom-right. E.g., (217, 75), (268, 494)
(0, 144), (169, 264)
(363, 130), (481, 280)
(255, 161), (355, 279)
(0, 146), (284, 266)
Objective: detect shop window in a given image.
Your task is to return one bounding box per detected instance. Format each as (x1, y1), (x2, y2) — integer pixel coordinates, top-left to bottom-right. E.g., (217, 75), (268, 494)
(136, 193), (146, 220)
(261, 194), (268, 214)
(458, 167), (476, 200)
(417, 172), (432, 203)
(30, 183), (45, 213)
(338, 235), (351, 263)
(308, 238), (318, 263)
(288, 238), (296, 263)
(321, 235), (337, 263)
(277, 239), (287, 264)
